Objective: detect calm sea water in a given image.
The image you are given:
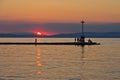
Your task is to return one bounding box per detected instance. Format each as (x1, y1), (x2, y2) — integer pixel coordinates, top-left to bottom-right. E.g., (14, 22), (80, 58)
(0, 38), (119, 80)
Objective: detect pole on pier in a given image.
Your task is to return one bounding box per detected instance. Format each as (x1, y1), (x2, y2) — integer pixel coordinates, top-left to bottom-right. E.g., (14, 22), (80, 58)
(80, 20), (85, 44)
(81, 20), (85, 36)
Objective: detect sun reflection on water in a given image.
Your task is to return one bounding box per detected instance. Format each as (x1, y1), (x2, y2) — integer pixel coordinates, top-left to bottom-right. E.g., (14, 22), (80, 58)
(35, 46), (43, 76)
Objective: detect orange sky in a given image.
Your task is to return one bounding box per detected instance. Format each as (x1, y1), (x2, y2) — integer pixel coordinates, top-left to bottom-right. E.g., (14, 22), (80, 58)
(0, 0), (120, 23)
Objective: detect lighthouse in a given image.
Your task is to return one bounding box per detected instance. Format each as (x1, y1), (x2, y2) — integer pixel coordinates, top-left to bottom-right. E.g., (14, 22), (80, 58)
(80, 20), (85, 44)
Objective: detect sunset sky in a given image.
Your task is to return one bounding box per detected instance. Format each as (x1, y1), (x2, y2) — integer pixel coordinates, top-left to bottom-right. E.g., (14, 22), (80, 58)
(0, 0), (120, 34)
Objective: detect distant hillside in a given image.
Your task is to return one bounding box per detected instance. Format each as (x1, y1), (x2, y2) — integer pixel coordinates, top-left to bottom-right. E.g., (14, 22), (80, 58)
(50, 32), (120, 38)
(0, 32), (47, 38)
(0, 32), (120, 38)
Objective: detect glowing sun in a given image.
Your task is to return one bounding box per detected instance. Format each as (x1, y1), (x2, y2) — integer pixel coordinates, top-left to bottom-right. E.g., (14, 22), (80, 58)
(37, 32), (42, 35)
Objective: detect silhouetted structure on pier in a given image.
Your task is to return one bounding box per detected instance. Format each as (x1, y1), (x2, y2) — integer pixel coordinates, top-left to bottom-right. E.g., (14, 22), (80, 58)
(80, 20), (85, 44)
(74, 20), (100, 45)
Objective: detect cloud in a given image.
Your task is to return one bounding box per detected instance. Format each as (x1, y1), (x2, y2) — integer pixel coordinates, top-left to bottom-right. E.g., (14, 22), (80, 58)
(0, 21), (120, 34)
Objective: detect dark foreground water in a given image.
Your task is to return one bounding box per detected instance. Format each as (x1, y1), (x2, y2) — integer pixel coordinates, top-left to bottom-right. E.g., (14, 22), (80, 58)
(0, 38), (119, 80)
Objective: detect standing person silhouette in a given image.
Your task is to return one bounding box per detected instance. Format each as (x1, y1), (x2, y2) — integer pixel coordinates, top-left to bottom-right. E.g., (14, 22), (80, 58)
(75, 37), (77, 42)
(35, 38), (37, 43)
(77, 38), (80, 42)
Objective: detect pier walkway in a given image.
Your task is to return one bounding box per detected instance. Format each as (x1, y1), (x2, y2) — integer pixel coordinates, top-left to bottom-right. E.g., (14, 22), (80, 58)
(0, 42), (100, 45)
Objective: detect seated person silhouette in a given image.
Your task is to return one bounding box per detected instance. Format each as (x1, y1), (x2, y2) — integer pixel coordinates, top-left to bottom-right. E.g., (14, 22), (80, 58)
(88, 39), (92, 43)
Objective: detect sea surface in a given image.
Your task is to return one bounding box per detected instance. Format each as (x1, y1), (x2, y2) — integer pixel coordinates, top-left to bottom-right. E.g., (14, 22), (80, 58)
(0, 38), (119, 80)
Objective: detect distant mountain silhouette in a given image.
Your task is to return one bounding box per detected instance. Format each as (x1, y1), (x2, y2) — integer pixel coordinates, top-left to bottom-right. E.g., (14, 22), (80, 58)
(0, 32), (120, 38)
(50, 32), (120, 38)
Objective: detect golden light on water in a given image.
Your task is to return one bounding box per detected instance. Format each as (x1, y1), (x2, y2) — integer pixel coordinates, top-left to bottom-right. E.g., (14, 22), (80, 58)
(36, 53), (41, 59)
(37, 70), (42, 75)
(35, 46), (43, 76)
(37, 61), (42, 67)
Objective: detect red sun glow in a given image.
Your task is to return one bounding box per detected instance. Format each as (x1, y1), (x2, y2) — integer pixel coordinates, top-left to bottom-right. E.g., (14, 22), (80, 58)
(37, 32), (42, 35)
